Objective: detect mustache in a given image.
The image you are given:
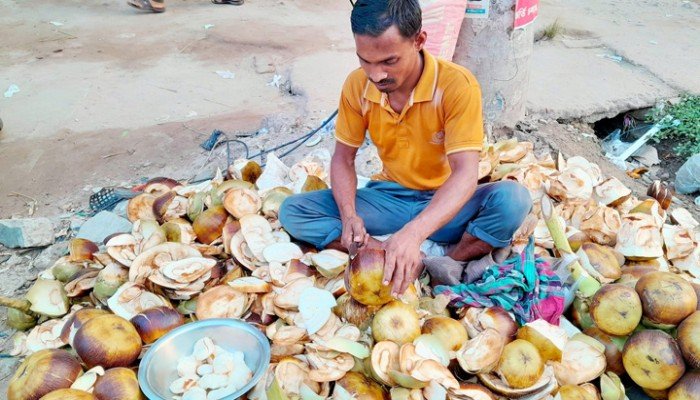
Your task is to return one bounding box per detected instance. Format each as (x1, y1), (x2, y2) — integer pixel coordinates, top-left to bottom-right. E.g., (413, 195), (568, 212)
(371, 79), (395, 86)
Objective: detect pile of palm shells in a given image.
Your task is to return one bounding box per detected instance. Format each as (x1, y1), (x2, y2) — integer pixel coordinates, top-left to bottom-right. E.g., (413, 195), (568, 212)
(1, 141), (698, 400)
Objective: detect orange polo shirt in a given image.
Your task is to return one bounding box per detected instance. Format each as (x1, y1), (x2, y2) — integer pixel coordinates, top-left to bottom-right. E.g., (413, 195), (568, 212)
(335, 50), (484, 190)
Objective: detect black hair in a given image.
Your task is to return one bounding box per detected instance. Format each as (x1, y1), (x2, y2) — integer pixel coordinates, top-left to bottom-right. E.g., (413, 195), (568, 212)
(350, 0), (422, 39)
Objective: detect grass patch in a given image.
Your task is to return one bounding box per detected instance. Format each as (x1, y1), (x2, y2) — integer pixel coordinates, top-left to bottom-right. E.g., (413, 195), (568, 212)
(543, 20), (563, 40)
(649, 95), (700, 159)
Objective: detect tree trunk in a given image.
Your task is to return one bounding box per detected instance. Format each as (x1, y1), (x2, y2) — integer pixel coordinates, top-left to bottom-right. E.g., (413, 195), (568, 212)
(453, 0), (534, 132)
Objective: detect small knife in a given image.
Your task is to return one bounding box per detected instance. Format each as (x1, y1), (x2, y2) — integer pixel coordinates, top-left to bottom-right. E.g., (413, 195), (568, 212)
(348, 242), (359, 260)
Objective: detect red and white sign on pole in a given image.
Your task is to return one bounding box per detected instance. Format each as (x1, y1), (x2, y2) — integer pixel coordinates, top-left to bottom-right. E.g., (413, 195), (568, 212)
(514, 0), (539, 29)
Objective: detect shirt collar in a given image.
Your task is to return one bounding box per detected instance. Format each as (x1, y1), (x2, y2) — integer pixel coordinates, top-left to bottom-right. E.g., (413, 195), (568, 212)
(363, 49), (438, 105)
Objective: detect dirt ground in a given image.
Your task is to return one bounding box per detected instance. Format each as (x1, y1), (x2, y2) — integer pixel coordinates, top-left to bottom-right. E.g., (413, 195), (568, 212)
(0, 0), (358, 218)
(0, 0), (698, 393)
(1, 0), (698, 218)
(530, 0), (700, 121)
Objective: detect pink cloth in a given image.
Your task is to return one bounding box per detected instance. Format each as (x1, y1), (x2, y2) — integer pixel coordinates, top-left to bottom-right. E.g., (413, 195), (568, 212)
(532, 296), (565, 325)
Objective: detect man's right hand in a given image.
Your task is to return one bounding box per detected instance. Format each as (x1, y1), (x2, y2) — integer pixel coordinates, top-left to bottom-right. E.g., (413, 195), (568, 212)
(341, 214), (369, 250)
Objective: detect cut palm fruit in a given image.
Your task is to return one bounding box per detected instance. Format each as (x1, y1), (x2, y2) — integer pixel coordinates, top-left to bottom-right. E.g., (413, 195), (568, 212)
(311, 250), (350, 278)
(298, 286), (336, 335)
(541, 197), (600, 297)
(263, 242), (304, 264)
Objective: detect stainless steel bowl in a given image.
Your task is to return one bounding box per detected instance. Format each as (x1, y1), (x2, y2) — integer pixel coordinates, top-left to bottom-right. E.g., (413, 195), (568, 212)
(138, 318), (270, 400)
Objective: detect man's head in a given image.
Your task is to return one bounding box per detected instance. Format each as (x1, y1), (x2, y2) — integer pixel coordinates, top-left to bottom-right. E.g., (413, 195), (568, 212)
(351, 0), (427, 94)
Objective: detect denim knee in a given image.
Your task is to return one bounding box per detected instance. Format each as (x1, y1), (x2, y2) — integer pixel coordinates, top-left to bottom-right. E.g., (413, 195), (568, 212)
(278, 196), (300, 235)
(462, 181), (533, 248)
(278, 193), (343, 249)
(496, 180), (532, 224)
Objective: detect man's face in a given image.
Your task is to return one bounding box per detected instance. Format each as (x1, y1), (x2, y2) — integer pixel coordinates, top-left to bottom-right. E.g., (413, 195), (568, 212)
(354, 26), (425, 94)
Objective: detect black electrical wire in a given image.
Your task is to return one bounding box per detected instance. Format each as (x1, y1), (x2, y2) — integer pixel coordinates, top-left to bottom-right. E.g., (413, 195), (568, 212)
(274, 109), (339, 162)
(217, 108), (338, 167)
(191, 109), (338, 183)
(225, 139), (250, 168)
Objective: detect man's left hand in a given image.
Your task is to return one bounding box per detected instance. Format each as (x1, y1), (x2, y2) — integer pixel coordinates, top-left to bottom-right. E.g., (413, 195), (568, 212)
(381, 227), (425, 296)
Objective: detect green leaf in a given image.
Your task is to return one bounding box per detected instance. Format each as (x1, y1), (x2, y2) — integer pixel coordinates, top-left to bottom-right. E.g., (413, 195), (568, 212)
(267, 377), (289, 400)
(648, 95), (700, 158)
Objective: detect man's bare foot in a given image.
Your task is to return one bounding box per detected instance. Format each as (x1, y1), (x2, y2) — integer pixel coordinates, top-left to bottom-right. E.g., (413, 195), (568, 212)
(462, 253), (495, 283)
(445, 232), (493, 261)
(423, 256), (465, 286)
(424, 245), (513, 286)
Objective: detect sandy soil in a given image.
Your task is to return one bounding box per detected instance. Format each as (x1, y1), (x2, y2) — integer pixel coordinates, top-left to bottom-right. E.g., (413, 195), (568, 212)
(2, 0), (698, 218)
(530, 0), (700, 121)
(0, 0), (356, 218)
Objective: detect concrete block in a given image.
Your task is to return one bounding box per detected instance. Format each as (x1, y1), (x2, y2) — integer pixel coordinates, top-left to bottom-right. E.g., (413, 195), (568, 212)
(33, 241), (69, 271)
(0, 218), (55, 248)
(76, 211), (132, 244)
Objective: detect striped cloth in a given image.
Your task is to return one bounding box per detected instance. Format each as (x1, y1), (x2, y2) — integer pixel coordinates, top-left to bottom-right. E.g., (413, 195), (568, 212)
(433, 237), (565, 325)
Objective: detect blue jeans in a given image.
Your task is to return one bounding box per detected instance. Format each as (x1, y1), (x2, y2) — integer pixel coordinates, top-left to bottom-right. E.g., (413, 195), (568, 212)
(279, 180), (532, 250)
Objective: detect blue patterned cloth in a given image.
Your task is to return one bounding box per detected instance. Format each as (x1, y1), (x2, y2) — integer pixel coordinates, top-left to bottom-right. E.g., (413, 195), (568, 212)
(433, 237), (565, 325)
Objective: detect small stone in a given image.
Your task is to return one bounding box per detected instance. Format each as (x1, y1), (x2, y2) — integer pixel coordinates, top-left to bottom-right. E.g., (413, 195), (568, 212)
(32, 241), (69, 270)
(675, 154), (700, 194)
(0, 218), (55, 248)
(70, 218), (84, 232)
(76, 211), (132, 244)
(0, 254), (39, 296)
(112, 200), (129, 219)
(3, 254), (30, 270)
(253, 56), (275, 74)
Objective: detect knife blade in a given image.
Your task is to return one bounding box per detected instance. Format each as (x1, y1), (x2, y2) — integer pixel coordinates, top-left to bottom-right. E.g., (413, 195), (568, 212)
(348, 242), (359, 260)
